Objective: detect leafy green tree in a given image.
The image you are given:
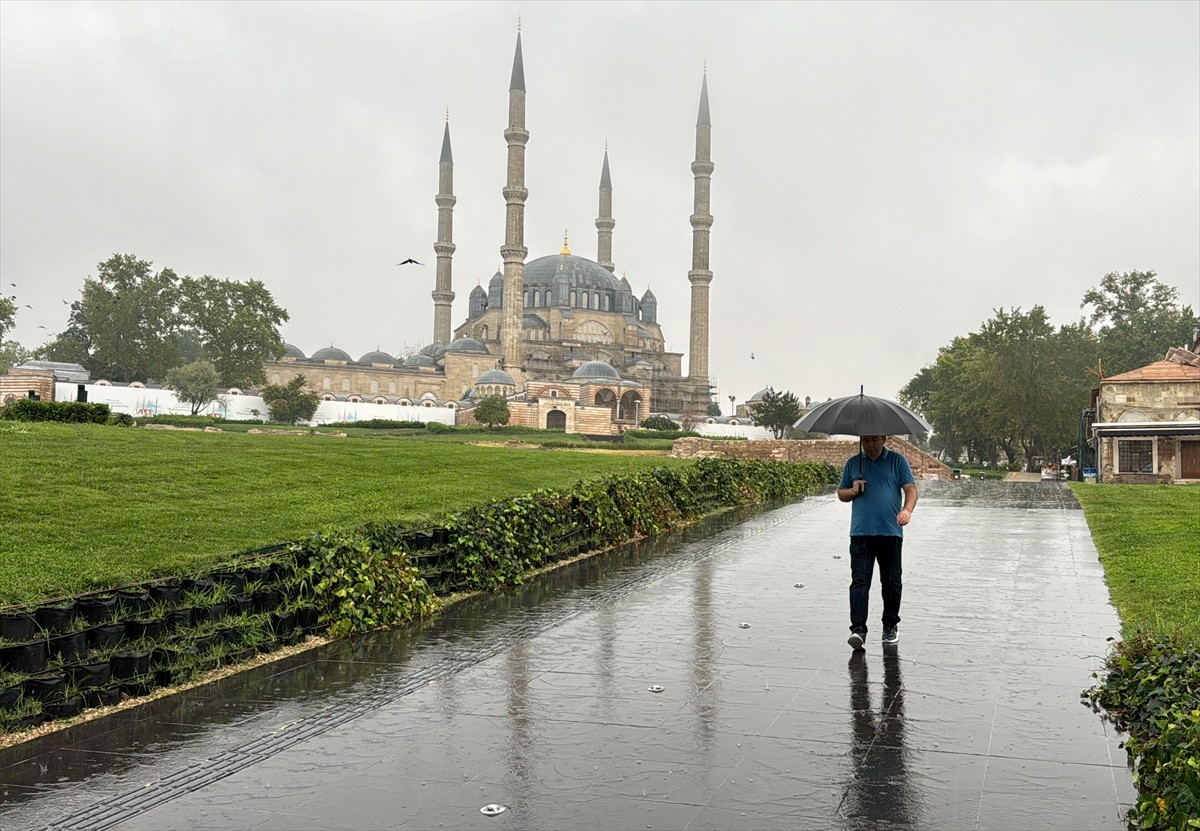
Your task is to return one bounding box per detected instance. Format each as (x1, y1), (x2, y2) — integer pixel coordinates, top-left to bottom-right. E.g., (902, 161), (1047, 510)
(475, 395), (510, 429)
(0, 295), (15, 341)
(1082, 271), (1198, 376)
(705, 402), (722, 417)
(178, 276), (288, 387)
(751, 387), (802, 439)
(165, 361), (222, 415)
(640, 415), (680, 431)
(261, 375), (319, 425)
(0, 340), (31, 373)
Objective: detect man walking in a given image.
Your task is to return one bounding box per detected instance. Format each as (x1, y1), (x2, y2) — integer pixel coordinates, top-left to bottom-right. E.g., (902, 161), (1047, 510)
(836, 435), (918, 649)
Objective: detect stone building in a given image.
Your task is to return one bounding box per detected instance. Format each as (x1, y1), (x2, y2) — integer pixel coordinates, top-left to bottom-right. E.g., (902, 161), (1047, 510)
(1091, 345), (1200, 483)
(263, 31), (716, 434)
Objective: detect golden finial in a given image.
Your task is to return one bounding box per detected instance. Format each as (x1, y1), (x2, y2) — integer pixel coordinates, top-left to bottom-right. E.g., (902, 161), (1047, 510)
(518, 17), (521, 33)
(561, 230), (571, 256)
(445, 106), (450, 122)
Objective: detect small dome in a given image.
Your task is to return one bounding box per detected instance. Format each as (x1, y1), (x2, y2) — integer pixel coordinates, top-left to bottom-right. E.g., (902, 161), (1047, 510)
(572, 360), (621, 380)
(524, 253), (620, 291)
(359, 350), (395, 365)
(522, 314), (549, 329)
(618, 275), (632, 291)
(470, 284), (487, 298)
(404, 353), (436, 368)
(641, 287), (657, 302)
(445, 337), (490, 355)
(283, 343), (306, 359)
(747, 387), (771, 402)
(420, 343), (448, 359)
(312, 346), (352, 362)
(477, 369), (515, 386)
(488, 270), (503, 288)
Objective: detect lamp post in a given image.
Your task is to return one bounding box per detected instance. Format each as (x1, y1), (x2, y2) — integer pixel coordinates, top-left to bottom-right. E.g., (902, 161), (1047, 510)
(728, 394), (736, 417)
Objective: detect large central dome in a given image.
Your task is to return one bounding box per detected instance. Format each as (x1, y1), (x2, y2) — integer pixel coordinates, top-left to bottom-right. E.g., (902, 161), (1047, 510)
(523, 253), (619, 292)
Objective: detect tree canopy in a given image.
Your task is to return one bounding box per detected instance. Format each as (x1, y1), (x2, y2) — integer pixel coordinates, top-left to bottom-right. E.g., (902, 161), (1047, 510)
(0, 295), (15, 342)
(751, 387), (802, 439)
(164, 361), (222, 416)
(36, 254), (288, 386)
(1081, 270), (1198, 376)
(475, 395), (510, 429)
(261, 375), (319, 425)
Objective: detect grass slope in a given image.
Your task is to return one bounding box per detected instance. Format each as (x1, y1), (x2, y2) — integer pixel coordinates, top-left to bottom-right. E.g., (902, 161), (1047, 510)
(1070, 483), (1200, 643)
(0, 423), (688, 605)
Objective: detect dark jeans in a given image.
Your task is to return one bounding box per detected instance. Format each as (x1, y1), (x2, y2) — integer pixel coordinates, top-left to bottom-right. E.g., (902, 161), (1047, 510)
(849, 535), (903, 634)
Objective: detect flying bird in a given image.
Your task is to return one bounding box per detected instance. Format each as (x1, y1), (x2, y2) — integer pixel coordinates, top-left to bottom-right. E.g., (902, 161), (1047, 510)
(396, 259), (423, 266)
(750, 352), (755, 360)
(37, 325), (47, 329)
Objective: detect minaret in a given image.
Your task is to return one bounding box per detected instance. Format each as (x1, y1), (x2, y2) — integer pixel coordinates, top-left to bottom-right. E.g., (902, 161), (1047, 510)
(500, 29), (529, 375)
(432, 113), (456, 345)
(596, 146), (615, 273)
(687, 71), (714, 382)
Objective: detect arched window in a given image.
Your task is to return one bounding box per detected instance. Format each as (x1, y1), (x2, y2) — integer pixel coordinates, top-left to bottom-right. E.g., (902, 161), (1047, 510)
(320, 393), (335, 401)
(583, 293), (591, 309)
(543, 290), (551, 306)
(348, 395), (362, 403)
(524, 290), (531, 307)
(594, 292), (600, 309)
(388, 381), (396, 394)
(373, 397), (387, 404)
(341, 377), (350, 392)
(322, 376), (332, 390)
(570, 290), (577, 307)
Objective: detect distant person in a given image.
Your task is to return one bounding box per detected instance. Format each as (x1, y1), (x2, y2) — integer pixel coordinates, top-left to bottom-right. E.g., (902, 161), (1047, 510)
(837, 435), (918, 649)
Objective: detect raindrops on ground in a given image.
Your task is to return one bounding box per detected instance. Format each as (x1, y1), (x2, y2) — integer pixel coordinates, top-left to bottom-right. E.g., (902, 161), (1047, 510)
(833, 555), (842, 559)
(738, 622), (751, 629)
(794, 583), (804, 588)
(648, 685), (665, 693)
(480, 804), (507, 816)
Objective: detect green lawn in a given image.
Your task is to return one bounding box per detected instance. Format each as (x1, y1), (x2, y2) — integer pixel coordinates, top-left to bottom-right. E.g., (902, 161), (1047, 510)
(1070, 483), (1200, 643)
(0, 422), (689, 606)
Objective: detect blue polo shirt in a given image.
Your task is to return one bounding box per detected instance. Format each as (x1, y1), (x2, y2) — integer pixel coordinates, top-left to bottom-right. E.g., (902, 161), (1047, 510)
(839, 447), (916, 537)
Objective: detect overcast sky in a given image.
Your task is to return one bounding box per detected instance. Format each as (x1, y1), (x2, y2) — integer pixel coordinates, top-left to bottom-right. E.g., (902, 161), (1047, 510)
(2, 1), (1197, 410)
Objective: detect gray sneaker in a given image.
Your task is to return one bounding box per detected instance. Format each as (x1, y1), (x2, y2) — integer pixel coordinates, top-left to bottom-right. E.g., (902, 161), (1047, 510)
(882, 627), (899, 645)
(847, 630), (866, 651)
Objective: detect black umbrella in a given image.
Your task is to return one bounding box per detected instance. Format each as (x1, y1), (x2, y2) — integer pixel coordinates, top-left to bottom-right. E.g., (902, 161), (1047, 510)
(793, 386), (932, 483)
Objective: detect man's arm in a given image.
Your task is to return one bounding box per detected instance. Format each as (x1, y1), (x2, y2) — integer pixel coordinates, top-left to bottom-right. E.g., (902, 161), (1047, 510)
(896, 482), (918, 526)
(838, 479), (865, 502)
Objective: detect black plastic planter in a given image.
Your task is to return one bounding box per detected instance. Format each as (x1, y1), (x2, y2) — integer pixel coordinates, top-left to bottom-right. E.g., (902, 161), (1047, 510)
(76, 595), (118, 625)
(87, 623), (126, 651)
(125, 620), (162, 641)
(257, 637), (279, 654)
(115, 591), (151, 617)
(119, 676), (155, 697)
(253, 589), (283, 613)
(0, 612), (37, 641)
(110, 652), (151, 681)
(230, 595), (254, 615)
(0, 639), (48, 674)
(294, 608), (320, 632)
(190, 635), (216, 652)
(48, 631), (89, 663)
(66, 659), (112, 690)
(44, 695), (84, 720)
(196, 603), (228, 624)
(213, 571), (247, 593)
(268, 560), (295, 582)
(34, 602), (77, 635)
(150, 647), (177, 669)
(242, 564), (271, 583)
(148, 583), (183, 604)
(183, 577), (215, 593)
(269, 611), (296, 639)
(84, 685), (123, 708)
(14, 712), (46, 730)
(0, 684), (21, 709)
(154, 666), (191, 687)
(214, 627), (242, 646)
(164, 608), (193, 630)
(23, 671), (67, 703)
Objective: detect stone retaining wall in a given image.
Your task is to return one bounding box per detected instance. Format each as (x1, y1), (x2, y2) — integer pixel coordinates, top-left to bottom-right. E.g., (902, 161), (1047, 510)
(671, 437), (953, 479)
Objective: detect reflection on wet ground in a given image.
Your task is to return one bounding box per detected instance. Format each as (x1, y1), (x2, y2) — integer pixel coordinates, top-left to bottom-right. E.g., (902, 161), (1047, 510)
(2, 481), (1133, 830)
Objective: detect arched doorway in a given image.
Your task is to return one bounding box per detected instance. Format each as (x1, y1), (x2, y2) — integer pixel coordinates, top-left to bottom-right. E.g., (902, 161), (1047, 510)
(546, 410), (566, 431)
(619, 390), (642, 422)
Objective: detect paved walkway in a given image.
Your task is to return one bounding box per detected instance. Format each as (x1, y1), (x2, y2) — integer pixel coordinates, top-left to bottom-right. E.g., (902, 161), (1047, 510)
(1, 481), (1133, 830)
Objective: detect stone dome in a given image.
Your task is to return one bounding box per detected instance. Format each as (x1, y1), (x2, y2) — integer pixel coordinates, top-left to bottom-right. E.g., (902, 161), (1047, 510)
(477, 369), (515, 386)
(312, 346), (352, 363)
(524, 253), (619, 292)
(572, 360), (621, 380)
(359, 350), (395, 365)
(282, 343), (306, 359)
(420, 343), (448, 359)
(404, 353), (437, 368)
(470, 284), (487, 298)
(444, 337), (490, 355)
(747, 387), (771, 402)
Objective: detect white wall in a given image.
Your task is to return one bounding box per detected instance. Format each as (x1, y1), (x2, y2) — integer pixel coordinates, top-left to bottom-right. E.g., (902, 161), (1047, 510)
(56, 383), (457, 426)
(695, 422), (775, 441)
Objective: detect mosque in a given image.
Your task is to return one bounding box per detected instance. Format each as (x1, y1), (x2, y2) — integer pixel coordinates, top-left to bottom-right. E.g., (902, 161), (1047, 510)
(266, 32), (717, 434)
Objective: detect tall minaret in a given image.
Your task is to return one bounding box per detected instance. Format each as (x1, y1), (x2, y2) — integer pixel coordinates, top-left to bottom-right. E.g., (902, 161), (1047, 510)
(500, 29), (529, 374)
(687, 71), (714, 381)
(432, 113), (456, 345)
(596, 147), (615, 273)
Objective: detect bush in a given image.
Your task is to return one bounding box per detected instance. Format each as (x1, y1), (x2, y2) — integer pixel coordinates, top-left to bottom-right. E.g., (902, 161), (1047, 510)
(640, 415), (680, 431)
(326, 419), (427, 430)
(144, 414), (219, 428)
(0, 399), (111, 424)
(107, 412), (135, 427)
(1088, 633), (1200, 830)
(623, 428), (700, 441)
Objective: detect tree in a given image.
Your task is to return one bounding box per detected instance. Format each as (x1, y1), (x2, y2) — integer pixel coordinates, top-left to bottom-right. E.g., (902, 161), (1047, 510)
(751, 387), (802, 439)
(260, 375), (319, 425)
(705, 402), (722, 417)
(1082, 271), (1198, 376)
(0, 340), (31, 373)
(475, 395), (510, 429)
(640, 415), (680, 431)
(165, 361), (222, 415)
(0, 295), (15, 342)
(178, 276), (288, 387)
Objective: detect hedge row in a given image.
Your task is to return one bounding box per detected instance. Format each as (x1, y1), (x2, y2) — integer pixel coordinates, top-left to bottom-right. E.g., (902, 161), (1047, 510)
(0, 400), (112, 424)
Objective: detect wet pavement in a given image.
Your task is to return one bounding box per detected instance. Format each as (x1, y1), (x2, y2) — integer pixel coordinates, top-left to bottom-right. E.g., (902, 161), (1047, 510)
(2, 480), (1134, 830)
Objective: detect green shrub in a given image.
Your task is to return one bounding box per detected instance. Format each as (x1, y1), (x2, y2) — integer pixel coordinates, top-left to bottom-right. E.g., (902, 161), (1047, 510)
(1088, 633), (1200, 830)
(144, 414), (219, 428)
(622, 428), (699, 441)
(107, 412), (135, 427)
(291, 529), (439, 638)
(640, 415), (680, 431)
(0, 399), (111, 423)
(326, 419), (427, 430)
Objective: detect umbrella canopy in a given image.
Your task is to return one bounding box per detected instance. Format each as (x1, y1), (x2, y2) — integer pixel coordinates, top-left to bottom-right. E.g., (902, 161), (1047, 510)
(793, 390), (931, 437)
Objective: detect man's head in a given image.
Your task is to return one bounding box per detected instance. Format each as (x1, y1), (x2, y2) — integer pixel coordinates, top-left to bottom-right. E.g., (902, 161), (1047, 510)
(861, 435), (887, 460)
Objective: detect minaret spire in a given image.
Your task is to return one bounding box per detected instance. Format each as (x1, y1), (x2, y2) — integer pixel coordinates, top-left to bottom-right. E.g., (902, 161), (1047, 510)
(500, 28), (529, 378)
(687, 70), (714, 384)
(596, 146), (615, 273)
(432, 113), (456, 344)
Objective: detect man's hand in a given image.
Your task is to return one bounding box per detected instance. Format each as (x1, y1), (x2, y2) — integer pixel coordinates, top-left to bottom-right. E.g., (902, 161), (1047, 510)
(896, 508), (912, 527)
